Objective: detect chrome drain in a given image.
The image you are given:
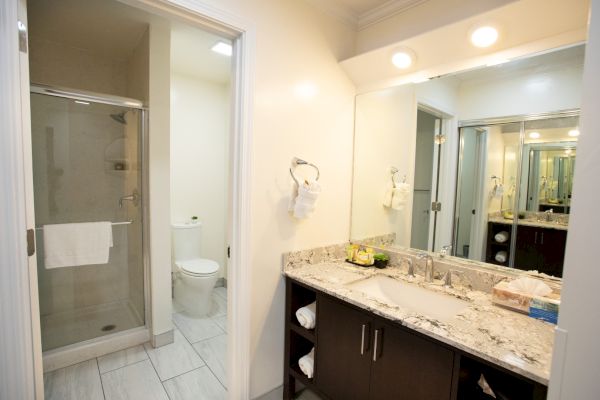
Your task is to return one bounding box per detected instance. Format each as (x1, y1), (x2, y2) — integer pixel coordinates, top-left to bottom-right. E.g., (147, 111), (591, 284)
(101, 324), (116, 332)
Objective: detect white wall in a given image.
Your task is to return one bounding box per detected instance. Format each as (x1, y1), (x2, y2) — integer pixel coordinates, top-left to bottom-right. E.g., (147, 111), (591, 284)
(148, 20), (173, 340)
(549, 0), (600, 397)
(170, 74), (229, 277)
(458, 65), (584, 120)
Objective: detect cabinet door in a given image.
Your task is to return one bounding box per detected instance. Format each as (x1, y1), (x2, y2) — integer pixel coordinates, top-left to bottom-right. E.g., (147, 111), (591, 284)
(369, 321), (455, 400)
(514, 226), (540, 270)
(316, 295), (372, 400)
(539, 229), (567, 277)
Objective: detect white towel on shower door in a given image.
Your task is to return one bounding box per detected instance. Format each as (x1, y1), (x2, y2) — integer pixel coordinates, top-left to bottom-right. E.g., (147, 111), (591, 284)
(43, 222), (113, 269)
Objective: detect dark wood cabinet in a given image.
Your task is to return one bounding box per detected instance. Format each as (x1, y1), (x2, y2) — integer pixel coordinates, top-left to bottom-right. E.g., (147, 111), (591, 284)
(284, 278), (547, 400)
(486, 222), (567, 277)
(368, 320), (455, 400)
(315, 295), (372, 400)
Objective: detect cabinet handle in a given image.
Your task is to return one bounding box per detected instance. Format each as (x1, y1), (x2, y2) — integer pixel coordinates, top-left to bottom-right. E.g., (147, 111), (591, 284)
(541, 232), (544, 244)
(360, 324), (366, 355)
(534, 231), (538, 244)
(373, 329), (379, 362)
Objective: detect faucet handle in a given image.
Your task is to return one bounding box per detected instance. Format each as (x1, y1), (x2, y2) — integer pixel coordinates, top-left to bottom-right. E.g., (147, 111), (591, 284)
(443, 269), (463, 288)
(440, 245), (452, 258)
(404, 257), (415, 277)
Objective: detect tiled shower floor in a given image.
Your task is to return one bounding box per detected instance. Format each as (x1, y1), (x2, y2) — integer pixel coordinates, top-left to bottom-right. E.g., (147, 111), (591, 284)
(41, 300), (143, 351)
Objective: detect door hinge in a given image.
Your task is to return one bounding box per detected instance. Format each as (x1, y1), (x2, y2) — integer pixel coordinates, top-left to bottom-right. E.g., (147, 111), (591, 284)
(18, 21), (28, 53)
(431, 202), (442, 212)
(27, 229), (35, 256)
(227, 246), (230, 259)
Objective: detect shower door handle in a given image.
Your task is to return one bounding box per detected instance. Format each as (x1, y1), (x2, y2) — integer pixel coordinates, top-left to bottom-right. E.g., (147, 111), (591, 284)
(119, 189), (139, 208)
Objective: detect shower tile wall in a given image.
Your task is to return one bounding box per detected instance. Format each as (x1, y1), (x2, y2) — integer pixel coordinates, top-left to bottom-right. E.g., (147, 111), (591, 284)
(29, 23), (150, 350)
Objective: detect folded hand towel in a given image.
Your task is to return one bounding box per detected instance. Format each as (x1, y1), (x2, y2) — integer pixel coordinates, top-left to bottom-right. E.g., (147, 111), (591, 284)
(295, 302), (316, 329)
(382, 187), (393, 208)
(298, 347), (315, 379)
(494, 231), (509, 243)
(292, 181), (321, 219)
(494, 251), (507, 263)
(43, 222), (113, 269)
(391, 182), (411, 210)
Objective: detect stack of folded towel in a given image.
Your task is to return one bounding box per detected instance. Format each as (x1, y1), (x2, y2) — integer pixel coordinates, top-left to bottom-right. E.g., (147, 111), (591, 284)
(289, 181), (321, 219)
(295, 302), (316, 329)
(299, 347), (315, 379)
(383, 182), (411, 211)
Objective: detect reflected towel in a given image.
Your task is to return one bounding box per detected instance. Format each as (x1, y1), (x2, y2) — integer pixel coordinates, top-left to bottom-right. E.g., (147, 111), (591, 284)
(494, 231), (509, 243)
(43, 222), (113, 268)
(295, 301), (316, 329)
(391, 182), (411, 210)
(494, 251), (507, 263)
(299, 347), (315, 379)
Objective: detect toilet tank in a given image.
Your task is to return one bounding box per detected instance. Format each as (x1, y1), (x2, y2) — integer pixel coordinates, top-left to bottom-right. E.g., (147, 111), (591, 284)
(171, 222), (202, 261)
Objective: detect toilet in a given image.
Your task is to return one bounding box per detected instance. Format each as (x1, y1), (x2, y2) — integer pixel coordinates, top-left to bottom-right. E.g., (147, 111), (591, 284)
(171, 222), (220, 316)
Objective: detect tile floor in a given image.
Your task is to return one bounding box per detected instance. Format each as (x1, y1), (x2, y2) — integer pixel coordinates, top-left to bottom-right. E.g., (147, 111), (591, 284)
(44, 289), (228, 400)
(43, 286), (321, 400)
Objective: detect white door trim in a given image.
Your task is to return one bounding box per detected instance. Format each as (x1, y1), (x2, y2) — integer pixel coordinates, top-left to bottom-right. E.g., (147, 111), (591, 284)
(0, 1), (42, 398)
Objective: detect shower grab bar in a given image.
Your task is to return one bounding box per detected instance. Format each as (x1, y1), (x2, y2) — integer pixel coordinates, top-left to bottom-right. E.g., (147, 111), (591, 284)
(35, 220), (133, 230)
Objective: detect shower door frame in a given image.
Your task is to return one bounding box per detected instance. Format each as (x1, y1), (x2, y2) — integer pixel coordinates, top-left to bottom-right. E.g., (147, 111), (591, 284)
(30, 84), (153, 365)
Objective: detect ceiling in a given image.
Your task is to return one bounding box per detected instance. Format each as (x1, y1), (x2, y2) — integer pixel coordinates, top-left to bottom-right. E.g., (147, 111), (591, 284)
(28, 0), (231, 84)
(304, 0), (429, 28)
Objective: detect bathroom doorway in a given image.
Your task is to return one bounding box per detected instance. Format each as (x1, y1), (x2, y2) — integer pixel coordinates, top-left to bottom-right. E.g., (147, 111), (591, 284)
(13, 0), (252, 396)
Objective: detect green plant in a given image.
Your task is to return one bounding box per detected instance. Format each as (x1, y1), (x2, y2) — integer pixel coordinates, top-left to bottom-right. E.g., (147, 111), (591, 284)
(373, 253), (389, 261)
(191, 216), (198, 221)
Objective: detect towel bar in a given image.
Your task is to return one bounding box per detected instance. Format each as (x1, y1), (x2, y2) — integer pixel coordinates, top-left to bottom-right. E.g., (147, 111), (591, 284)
(35, 220), (133, 230)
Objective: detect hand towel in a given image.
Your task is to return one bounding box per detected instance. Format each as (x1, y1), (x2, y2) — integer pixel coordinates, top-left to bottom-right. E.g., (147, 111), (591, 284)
(295, 301), (316, 329)
(298, 347), (315, 379)
(494, 251), (507, 263)
(43, 222), (113, 269)
(382, 187), (393, 208)
(292, 181), (321, 219)
(494, 231), (509, 243)
(391, 182), (411, 210)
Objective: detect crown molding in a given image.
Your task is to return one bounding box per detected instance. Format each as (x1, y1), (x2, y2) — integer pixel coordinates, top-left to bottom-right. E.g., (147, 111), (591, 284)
(303, 0), (359, 28)
(358, 0), (430, 30)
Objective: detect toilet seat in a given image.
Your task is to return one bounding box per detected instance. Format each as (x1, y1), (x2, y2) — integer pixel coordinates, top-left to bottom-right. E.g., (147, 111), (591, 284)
(177, 258), (219, 277)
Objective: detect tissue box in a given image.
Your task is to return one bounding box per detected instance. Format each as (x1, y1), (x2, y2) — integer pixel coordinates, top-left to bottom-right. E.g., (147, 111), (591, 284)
(492, 281), (560, 323)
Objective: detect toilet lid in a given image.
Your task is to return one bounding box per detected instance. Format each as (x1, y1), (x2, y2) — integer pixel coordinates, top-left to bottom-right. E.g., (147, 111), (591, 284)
(178, 259), (219, 276)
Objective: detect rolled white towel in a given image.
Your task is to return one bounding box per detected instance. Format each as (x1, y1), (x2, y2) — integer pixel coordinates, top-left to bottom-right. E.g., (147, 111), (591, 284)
(494, 231), (509, 243)
(391, 182), (411, 210)
(295, 302), (316, 329)
(495, 251), (507, 263)
(298, 347), (315, 379)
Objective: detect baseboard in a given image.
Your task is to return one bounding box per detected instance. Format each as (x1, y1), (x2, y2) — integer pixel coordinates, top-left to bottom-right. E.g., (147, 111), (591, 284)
(253, 385), (283, 400)
(151, 328), (174, 348)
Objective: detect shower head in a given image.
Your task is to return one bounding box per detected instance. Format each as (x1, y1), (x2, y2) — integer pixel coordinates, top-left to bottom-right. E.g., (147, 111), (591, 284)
(110, 112), (127, 125)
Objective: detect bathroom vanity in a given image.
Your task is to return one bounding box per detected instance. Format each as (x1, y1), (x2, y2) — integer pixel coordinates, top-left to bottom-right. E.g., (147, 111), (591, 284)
(282, 248), (554, 400)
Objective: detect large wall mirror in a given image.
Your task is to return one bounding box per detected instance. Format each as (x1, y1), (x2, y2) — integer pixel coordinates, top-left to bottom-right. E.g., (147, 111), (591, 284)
(350, 44), (585, 278)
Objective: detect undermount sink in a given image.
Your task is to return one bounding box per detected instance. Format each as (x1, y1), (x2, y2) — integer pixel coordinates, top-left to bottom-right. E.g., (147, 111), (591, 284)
(346, 275), (470, 322)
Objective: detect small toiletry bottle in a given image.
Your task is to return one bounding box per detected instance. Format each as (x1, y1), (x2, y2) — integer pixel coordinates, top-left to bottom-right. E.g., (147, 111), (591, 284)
(366, 248), (374, 265)
(346, 245), (354, 261)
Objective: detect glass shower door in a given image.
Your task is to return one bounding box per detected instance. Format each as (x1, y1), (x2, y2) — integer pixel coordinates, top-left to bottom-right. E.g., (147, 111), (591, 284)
(30, 91), (145, 351)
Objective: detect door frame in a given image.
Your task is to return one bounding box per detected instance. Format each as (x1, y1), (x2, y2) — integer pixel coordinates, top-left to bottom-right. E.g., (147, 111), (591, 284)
(1, 0), (255, 398)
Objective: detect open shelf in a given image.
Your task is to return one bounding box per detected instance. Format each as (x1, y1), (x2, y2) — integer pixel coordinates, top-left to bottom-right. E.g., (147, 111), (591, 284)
(290, 321), (316, 343)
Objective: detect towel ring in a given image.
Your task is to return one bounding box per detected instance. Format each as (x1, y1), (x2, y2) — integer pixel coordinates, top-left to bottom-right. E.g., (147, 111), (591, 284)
(390, 167), (406, 188)
(290, 157), (320, 185)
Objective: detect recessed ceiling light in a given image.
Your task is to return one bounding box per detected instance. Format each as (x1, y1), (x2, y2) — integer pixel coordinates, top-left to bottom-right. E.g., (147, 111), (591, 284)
(211, 41), (232, 57)
(568, 129), (580, 137)
(471, 26), (499, 48)
(391, 51), (414, 69)
(529, 131), (540, 139)
(75, 100), (90, 105)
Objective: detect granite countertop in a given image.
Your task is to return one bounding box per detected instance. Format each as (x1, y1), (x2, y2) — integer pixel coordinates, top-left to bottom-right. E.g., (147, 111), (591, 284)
(284, 260), (554, 385)
(488, 216), (568, 231)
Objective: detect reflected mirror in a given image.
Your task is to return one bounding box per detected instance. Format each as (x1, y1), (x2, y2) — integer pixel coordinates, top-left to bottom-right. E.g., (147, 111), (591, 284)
(350, 44), (585, 278)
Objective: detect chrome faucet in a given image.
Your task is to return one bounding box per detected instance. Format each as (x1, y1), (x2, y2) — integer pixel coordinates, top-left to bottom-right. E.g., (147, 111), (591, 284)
(440, 245), (452, 258)
(119, 189), (139, 208)
(417, 252), (434, 282)
(404, 257), (415, 277)
(545, 209), (554, 222)
(443, 269), (463, 288)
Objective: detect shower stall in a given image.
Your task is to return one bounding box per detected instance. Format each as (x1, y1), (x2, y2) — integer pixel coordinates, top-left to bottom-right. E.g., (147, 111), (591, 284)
(30, 85), (148, 357)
